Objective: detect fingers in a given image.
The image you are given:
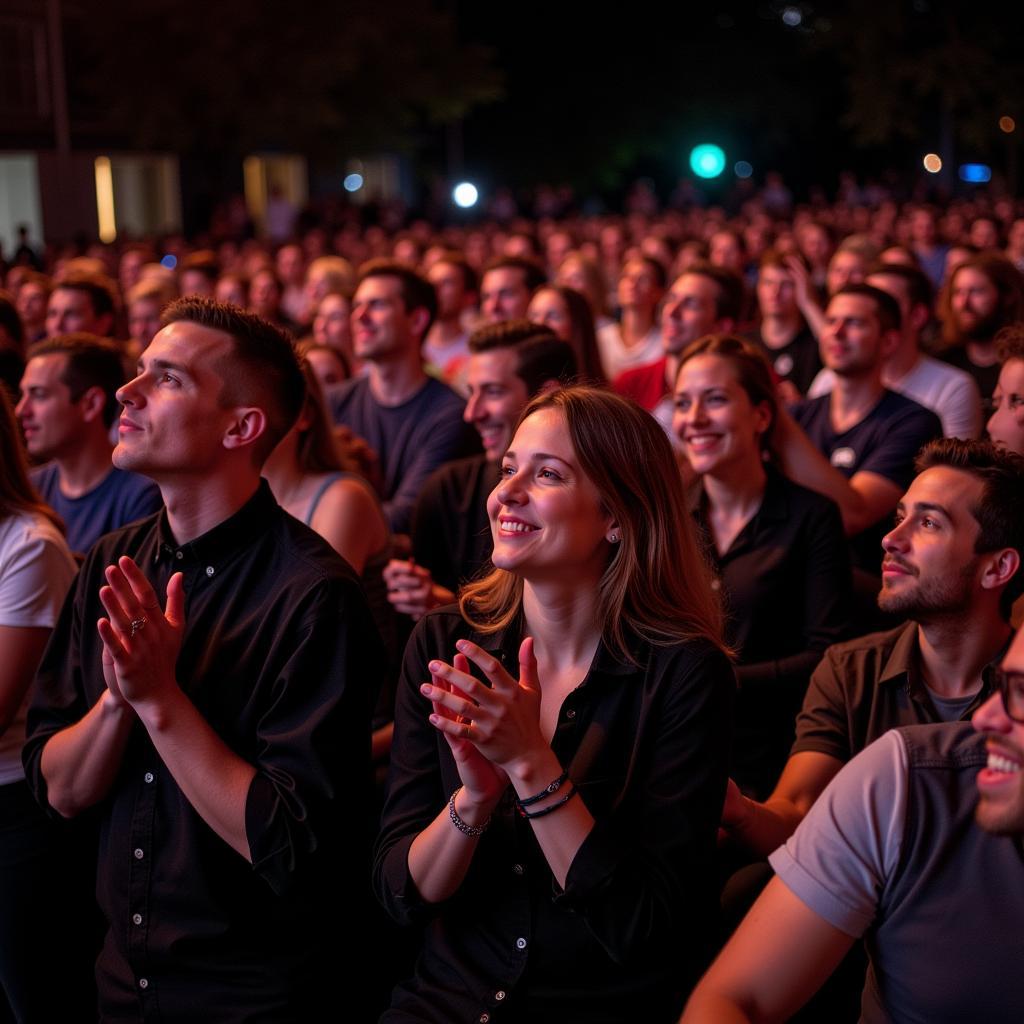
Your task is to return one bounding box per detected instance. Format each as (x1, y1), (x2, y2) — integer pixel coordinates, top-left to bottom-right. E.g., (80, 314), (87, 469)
(518, 637), (539, 694)
(165, 572), (185, 628)
(97, 616), (127, 663)
(421, 676), (475, 719)
(454, 638), (517, 694)
(116, 556), (162, 614)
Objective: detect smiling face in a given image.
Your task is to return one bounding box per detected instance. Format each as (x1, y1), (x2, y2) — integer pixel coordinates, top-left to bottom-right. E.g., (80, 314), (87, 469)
(819, 293), (889, 378)
(988, 358), (1024, 455)
(972, 626), (1024, 836)
(464, 349), (529, 462)
(350, 274), (417, 362)
(16, 354), (88, 459)
(661, 273), (724, 355)
(527, 288), (572, 341)
(672, 353), (770, 478)
(878, 466), (986, 620)
(312, 293), (351, 351)
(114, 321), (240, 480)
(487, 407), (613, 583)
(480, 267), (531, 323)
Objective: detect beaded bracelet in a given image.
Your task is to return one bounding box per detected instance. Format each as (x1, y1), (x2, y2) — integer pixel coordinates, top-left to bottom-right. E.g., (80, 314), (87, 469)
(448, 787), (490, 837)
(515, 769), (569, 810)
(518, 785), (579, 820)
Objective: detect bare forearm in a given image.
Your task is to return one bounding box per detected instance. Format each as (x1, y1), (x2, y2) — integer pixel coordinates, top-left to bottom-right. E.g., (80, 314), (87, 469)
(40, 690), (135, 817)
(722, 793), (805, 859)
(134, 688), (256, 861)
(407, 787), (499, 903)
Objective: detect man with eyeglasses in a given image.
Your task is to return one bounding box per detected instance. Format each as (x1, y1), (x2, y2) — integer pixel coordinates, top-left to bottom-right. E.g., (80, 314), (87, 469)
(721, 437), (1024, 860)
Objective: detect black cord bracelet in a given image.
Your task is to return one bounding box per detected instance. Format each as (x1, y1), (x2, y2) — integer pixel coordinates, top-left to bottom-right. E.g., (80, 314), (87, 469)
(516, 769), (569, 809)
(517, 785), (579, 820)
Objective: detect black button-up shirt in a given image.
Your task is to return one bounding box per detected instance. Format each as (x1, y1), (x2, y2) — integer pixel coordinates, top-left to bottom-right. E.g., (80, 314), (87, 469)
(375, 608), (734, 1024)
(24, 481), (378, 1022)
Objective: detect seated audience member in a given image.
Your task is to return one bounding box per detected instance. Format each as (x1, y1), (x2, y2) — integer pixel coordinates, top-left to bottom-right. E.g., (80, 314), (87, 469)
(596, 255), (666, 380)
(46, 272), (116, 339)
(311, 290), (354, 367)
(422, 253), (478, 391)
(779, 284), (941, 575)
(556, 250), (613, 330)
(248, 266), (296, 332)
(300, 340), (351, 406)
(479, 255), (545, 324)
(824, 239), (871, 298)
(749, 250), (822, 398)
(330, 260), (479, 534)
(384, 320), (576, 618)
(615, 263), (742, 437)
(16, 335), (162, 556)
(177, 251), (219, 298)
(0, 390), (93, 1021)
(987, 324), (1024, 454)
(809, 263), (982, 440)
(683, 648), (1024, 1023)
(527, 283), (605, 382)
(720, 438), (1023, 860)
(24, 297), (378, 1021)
(939, 253), (1024, 399)
(14, 270), (49, 345)
(303, 255), (356, 325)
(126, 279), (177, 358)
(375, 387), (734, 1023)
(214, 272), (248, 309)
(275, 242), (307, 324)
(674, 336), (850, 799)
(0, 292), (25, 403)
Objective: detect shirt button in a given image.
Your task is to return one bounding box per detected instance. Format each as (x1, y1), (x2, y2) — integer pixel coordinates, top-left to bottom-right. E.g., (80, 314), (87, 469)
(515, 937), (527, 950)
(132, 913), (143, 925)
(134, 848), (144, 860)
(512, 863), (524, 876)
(138, 978), (149, 990)
(205, 565), (215, 577)
(175, 551), (184, 560)
(565, 708), (576, 719)
(494, 991), (506, 1001)
(144, 772), (154, 783)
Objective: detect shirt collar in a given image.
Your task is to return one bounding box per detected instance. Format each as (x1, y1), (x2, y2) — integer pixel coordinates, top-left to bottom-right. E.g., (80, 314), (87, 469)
(155, 479), (279, 570)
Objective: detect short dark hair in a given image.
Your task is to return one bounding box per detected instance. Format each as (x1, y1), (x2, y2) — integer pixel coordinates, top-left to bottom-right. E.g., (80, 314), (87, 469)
(433, 252), (479, 295)
(867, 262), (934, 312)
(995, 323), (1024, 365)
(161, 297), (305, 464)
(468, 319), (577, 396)
(832, 283), (902, 334)
(356, 258), (437, 335)
(53, 272), (117, 320)
(26, 333), (125, 426)
(680, 262), (745, 323)
(915, 437), (1024, 618)
(628, 255), (668, 291)
(483, 256), (547, 295)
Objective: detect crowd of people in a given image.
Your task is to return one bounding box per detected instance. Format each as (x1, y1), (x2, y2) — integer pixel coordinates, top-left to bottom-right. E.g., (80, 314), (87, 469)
(2, 180), (1024, 1022)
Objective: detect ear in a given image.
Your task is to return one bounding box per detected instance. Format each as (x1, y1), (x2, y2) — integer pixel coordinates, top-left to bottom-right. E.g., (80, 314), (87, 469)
(880, 328), (902, 360)
(78, 385), (108, 424)
(980, 547), (1021, 595)
(753, 399), (773, 437)
(605, 515), (621, 546)
(409, 306), (431, 341)
(222, 406), (268, 452)
(909, 303), (930, 334)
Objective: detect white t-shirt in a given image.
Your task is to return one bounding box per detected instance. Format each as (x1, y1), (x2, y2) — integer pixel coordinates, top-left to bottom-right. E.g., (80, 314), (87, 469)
(596, 322), (663, 381)
(807, 354), (982, 440)
(0, 511), (77, 785)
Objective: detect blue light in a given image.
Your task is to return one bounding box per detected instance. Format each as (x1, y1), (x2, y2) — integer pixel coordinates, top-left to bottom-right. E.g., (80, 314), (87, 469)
(959, 164), (992, 183)
(734, 161), (753, 179)
(343, 173), (364, 192)
(160, 254), (177, 269)
(453, 182), (479, 208)
(690, 144), (726, 180)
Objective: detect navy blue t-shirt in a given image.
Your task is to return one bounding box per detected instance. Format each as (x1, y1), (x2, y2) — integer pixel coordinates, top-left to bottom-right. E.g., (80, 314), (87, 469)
(792, 390), (941, 572)
(31, 463), (162, 558)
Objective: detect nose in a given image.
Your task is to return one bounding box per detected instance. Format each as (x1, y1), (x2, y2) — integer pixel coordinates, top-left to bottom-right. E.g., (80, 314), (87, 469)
(464, 392), (482, 424)
(494, 466), (526, 506)
(972, 690), (1014, 735)
(117, 374), (143, 408)
(14, 392), (28, 419)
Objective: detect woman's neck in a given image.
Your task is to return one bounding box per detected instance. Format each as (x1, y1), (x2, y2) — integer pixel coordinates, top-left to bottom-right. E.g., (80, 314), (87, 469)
(522, 580), (605, 674)
(702, 452), (769, 516)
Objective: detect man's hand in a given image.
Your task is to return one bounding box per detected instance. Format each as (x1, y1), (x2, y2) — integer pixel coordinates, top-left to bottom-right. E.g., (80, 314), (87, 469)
(97, 557), (185, 711)
(383, 558), (454, 619)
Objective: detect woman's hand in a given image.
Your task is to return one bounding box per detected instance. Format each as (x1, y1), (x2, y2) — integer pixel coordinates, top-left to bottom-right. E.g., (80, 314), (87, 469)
(426, 652), (508, 808)
(422, 637), (547, 781)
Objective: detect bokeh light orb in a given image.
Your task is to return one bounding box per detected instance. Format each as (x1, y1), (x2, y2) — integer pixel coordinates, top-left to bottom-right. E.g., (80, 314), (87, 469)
(690, 144), (726, 179)
(343, 173), (364, 192)
(1000, 116), (1016, 134)
(734, 160), (753, 179)
(922, 153), (942, 174)
(453, 182), (479, 208)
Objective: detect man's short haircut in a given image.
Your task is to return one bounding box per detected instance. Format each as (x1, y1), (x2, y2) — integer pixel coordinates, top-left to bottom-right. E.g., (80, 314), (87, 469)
(52, 271), (117, 320)
(915, 438), (1024, 618)
(26, 333), (125, 427)
(179, 251), (220, 284)
(483, 256), (547, 295)
(835, 233), (881, 263)
(832, 283), (902, 334)
(468, 319), (577, 397)
(127, 278), (176, 309)
(434, 252), (479, 295)
(995, 323), (1024, 365)
(161, 297), (305, 465)
(867, 262), (935, 312)
(680, 261), (745, 323)
(356, 259), (438, 335)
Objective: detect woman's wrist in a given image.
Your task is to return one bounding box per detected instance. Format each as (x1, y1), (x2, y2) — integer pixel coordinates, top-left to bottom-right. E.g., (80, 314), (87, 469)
(453, 785), (500, 828)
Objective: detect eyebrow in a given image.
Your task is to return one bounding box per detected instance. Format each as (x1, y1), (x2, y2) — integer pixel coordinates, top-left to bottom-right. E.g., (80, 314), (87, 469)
(141, 357), (195, 379)
(503, 450), (573, 466)
(898, 500), (952, 518)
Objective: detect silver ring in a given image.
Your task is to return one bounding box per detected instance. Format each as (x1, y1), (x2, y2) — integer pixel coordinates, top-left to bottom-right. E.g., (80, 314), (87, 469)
(129, 617), (147, 638)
